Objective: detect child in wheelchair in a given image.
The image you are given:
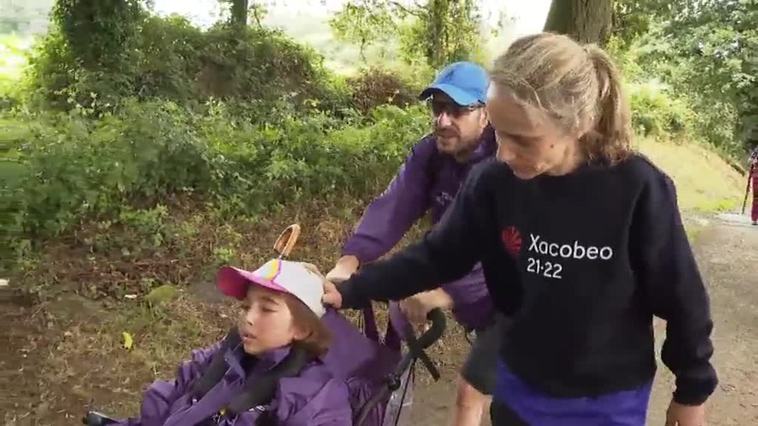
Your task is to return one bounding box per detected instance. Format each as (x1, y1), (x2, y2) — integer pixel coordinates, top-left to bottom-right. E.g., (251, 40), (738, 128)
(105, 258), (353, 426)
(84, 225), (445, 426)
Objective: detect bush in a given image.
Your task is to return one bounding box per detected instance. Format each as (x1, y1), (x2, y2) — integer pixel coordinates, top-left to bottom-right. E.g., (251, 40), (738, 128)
(134, 15), (205, 102)
(25, 15), (351, 115)
(6, 100), (213, 240)
(347, 67), (420, 113)
(3, 100), (429, 265)
(628, 82), (695, 138)
(611, 35), (744, 156)
(626, 80), (742, 156)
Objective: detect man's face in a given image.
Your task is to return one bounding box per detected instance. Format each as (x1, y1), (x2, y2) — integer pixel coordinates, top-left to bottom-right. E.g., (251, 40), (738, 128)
(429, 92), (488, 161)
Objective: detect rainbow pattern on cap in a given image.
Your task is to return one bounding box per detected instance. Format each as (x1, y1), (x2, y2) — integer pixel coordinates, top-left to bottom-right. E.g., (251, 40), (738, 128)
(254, 258), (282, 282)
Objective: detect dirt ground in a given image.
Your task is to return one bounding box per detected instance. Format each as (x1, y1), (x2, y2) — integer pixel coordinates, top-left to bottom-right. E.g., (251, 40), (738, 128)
(1, 214), (757, 425)
(646, 214), (758, 426)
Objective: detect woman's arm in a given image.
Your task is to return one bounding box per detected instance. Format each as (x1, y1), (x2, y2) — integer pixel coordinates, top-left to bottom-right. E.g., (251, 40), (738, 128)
(629, 174), (717, 406)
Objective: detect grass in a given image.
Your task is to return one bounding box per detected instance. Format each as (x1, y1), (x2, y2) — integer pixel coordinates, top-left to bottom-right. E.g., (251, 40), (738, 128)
(636, 137), (745, 213)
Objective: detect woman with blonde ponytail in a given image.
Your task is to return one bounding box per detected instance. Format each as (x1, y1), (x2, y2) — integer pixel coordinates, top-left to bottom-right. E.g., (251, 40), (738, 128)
(323, 33), (717, 425)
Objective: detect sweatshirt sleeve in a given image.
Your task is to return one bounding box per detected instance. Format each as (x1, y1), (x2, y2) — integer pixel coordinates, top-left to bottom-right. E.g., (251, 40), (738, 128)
(341, 138), (435, 263)
(629, 173), (717, 405)
(338, 163), (492, 308)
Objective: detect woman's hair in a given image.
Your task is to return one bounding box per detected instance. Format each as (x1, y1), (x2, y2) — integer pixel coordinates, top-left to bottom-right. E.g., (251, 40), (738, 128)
(282, 292), (332, 358)
(490, 32), (632, 164)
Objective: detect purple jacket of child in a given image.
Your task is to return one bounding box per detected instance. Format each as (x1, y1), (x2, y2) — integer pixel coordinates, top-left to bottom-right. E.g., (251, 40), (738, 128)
(114, 341), (352, 426)
(342, 127), (497, 330)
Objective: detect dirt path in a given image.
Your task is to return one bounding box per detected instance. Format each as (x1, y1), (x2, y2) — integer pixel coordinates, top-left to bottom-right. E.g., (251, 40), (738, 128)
(646, 214), (758, 425)
(1, 215), (756, 425)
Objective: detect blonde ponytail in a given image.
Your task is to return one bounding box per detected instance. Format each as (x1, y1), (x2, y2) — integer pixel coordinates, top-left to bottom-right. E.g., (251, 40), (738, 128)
(490, 33), (632, 165)
(582, 45), (632, 164)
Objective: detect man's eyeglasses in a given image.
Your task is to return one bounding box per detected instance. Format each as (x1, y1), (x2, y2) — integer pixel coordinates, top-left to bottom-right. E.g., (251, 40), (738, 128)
(427, 99), (484, 119)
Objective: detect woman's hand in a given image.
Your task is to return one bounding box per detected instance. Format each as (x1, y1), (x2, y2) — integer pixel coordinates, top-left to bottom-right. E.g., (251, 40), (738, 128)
(665, 400), (706, 426)
(322, 256), (359, 309)
(322, 279), (343, 309)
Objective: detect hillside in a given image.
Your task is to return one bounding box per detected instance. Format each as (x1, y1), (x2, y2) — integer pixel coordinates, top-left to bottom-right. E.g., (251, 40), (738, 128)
(637, 138), (744, 213)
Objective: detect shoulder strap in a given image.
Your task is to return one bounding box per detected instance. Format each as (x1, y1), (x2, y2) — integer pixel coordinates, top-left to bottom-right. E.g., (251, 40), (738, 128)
(190, 327), (241, 400)
(225, 344), (312, 415)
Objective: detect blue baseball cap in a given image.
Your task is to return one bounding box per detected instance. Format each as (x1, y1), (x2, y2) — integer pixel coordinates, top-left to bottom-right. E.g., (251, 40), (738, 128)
(419, 61), (489, 107)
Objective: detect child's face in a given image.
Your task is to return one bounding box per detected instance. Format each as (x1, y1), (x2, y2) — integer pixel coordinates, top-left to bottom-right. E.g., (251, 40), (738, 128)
(238, 286), (304, 355)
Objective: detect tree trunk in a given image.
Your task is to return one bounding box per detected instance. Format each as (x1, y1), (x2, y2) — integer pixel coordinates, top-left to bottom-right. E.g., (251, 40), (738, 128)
(543, 0), (613, 45)
(231, 0), (248, 27)
(425, 0), (450, 68)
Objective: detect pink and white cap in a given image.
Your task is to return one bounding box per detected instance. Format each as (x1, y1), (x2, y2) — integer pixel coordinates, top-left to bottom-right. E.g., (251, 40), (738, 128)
(217, 259), (326, 317)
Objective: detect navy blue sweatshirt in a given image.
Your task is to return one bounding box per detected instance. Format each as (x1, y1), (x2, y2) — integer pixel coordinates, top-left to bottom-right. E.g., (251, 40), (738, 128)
(337, 155), (717, 405)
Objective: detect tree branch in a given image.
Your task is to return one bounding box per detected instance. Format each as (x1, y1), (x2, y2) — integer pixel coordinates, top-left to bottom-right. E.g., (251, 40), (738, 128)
(387, 0), (424, 17)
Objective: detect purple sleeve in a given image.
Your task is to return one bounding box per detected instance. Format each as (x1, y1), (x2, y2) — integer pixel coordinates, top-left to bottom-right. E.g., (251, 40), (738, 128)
(342, 137), (436, 263)
(116, 342), (221, 425)
(338, 164), (490, 309)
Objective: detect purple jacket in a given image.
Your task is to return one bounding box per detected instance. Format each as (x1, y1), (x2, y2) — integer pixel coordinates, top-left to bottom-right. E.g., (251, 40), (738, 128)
(343, 127), (497, 330)
(116, 341), (352, 426)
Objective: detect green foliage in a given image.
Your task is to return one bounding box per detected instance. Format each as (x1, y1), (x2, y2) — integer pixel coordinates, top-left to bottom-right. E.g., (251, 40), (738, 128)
(331, 0), (483, 69)
(230, 0), (250, 27)
(134, 15), (205, 102)
(118, 205), (170, 249)
(627, 81), (695, 138)
(612, 0), (673, 47)
(329, 2), (394, 62)
(41, 0), (145, 108)
(400, 0), (484, 68)
(52, 0), (144, 69)
(3, 99), (429, 267)
(616, 0), (757, 155)
(145, 284), (179, 307)
(25, 12), (350, 114)
(346, 67), (420, 113)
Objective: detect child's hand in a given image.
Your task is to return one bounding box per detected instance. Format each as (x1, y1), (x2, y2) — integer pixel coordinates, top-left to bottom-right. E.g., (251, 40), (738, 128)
(665, 400), (706, 426)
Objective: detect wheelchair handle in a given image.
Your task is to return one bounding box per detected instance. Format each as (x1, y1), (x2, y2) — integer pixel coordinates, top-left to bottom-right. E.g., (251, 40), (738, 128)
(415, 308), (446, 349)
(354, 308), (447, 425)
(394, 307), (446, 373)
(82, 411), (117, 425)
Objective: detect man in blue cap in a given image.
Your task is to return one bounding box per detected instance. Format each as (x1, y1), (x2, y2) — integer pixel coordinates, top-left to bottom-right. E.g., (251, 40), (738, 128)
(326, 61), (500, 425)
